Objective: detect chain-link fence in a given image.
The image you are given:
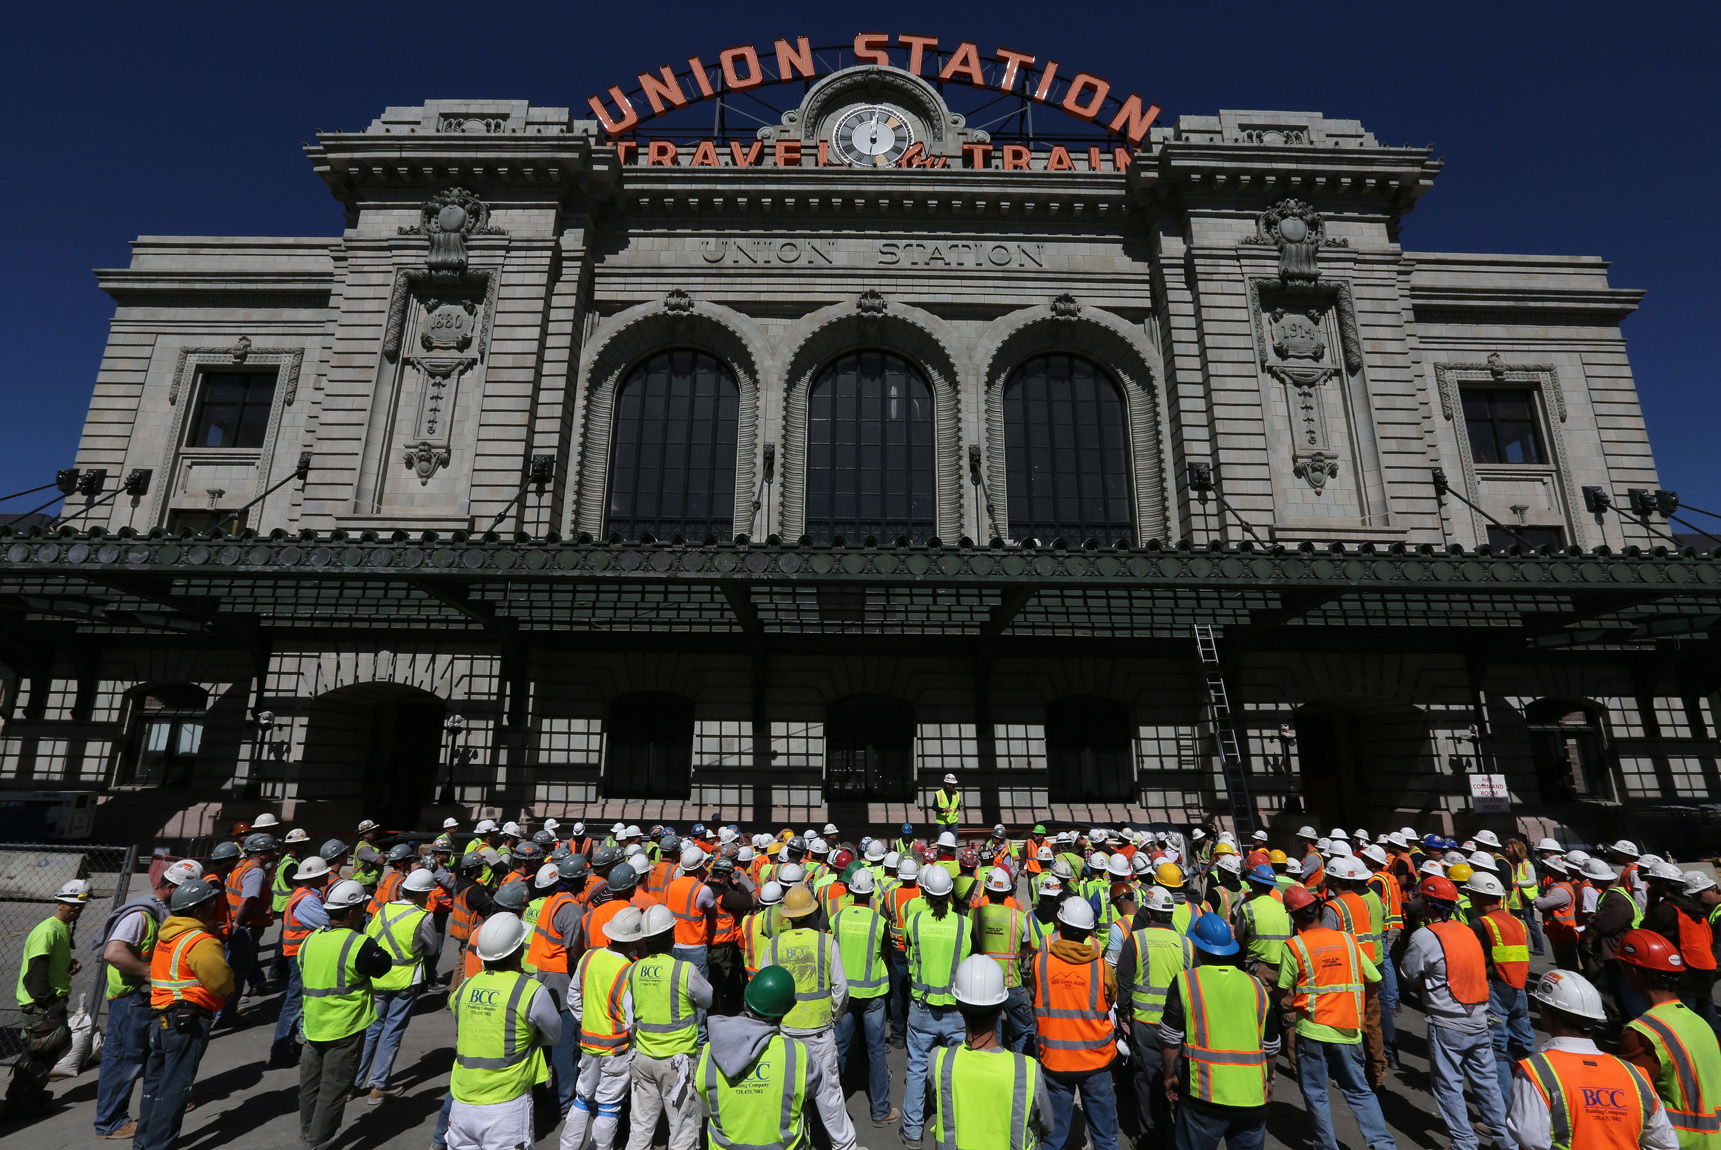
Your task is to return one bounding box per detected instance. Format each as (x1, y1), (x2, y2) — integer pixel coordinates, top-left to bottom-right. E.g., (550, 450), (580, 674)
(0, 842), (137, 1062)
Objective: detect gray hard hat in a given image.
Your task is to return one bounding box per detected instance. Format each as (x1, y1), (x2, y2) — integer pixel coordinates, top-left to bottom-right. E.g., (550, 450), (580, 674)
(320, 839), (350, 860)
(607, 862), (639, 891)
(210, 841), (242, 862)
(242, 832), (278, 853)
(513, 841), (544, 862)
(170, 877), (223, 913)
(493, 880), (531, 912)
(557, 855), (589, 881)
(387, 843), (416, 863)
(591, 845), (621, 871)
(532, 830), (555, 846)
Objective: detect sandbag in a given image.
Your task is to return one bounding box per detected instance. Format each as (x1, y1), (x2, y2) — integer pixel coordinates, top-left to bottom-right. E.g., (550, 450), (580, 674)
(49, 995), (99, 1079)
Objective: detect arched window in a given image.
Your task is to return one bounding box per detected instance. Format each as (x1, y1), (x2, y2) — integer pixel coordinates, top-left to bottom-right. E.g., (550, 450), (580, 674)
(1045, 695), (1136, 801)
(603, 691), (695, 798)
(1004, 354), (1133, 543)
(806, 351), (935, 542)
(118, 684), (208, 788)
(606, 350), (739, 540)
(825, 694), (915, 799)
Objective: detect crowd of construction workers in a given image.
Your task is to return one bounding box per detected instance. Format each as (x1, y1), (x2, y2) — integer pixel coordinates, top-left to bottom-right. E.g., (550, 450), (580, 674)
(7, 795), (1720, 1150)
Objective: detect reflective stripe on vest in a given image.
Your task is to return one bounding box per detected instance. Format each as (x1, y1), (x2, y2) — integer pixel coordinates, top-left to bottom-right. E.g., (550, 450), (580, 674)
(1334, 891), (1384, 963)
(698, 1032), (808, 1150)
(907, 909), (967, 1007)
(1603, 885), (1645, 929)
(149, 927), (222, 1011)
(450, 969), (548, 1106)
(299, 927), (376, 1041)
(935, 790), (961, 825)
(283, 886), (318, 957)
(1032, 947), (1114, 1073)
(832, 906), (889, 996)
(1480, 909), (1531, 988)
(1368, 872), (1405, 931)
(1287, 929), (1365, 1031)
(107, 909), (159, 1000)
(271, 853), (298, 913)
(1677, 910), (1719, 973)
(450, 885), (478, 942)
(1182, 964), (1270, 1107)
(1240, 896), (1292, 968)
(1129, 926), (1194, 1025)
(367, 869), (404, 917)
(667, 876), (711, 947)
(629, 954), (698, 1057)
(526, 891), (578, 973)
(1546, 882), (1580, 936)
(973, 903), (1026, 989)
(1521, 1049), (1656, 1150)
(1627, 1003), (1721, 1138)
(225, 858), (271, 926)
(930, 1044), (1038, 1150)
(1426, 920), (1490, 1006)
(365, 902), (428, 992)
(767, 928), (837, 1029)
(576, 948), (633, 1054)
(743, 907), (777, 976)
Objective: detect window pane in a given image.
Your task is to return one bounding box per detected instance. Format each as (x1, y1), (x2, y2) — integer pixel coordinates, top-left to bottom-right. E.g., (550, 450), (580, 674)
(606, 351), (740, 540)
(806, 353), (936, 542)
(1463, 388), (1545, 466)
(188, 372), (276, 449)
(1004, 355), (1134, 543)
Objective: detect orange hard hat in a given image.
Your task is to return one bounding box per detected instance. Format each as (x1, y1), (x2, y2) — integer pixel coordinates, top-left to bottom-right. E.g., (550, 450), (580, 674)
(1616, 928), (1686, 974)
(1283, 884), (1318, 912)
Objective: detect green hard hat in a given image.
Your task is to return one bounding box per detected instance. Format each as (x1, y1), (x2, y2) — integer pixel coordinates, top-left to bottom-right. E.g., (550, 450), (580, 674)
(745, 965), (797, 1020)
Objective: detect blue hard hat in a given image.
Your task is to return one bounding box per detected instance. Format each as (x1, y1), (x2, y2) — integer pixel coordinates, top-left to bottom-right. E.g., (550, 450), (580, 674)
(901, 823), (913, 835)
(692, 823), (706, 834)
(1189, 913), (1240, 956)
(1422, 834), (1442, 848)
(1246, 864), (1278, 887)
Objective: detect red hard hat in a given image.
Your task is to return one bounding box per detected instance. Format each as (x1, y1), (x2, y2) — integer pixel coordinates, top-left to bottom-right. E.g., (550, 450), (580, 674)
(830, 849), (855, 870)
(1616, 928), (1686, 973)
(1419, 876), (1459, 903)
(1283, 884), (1318, 912)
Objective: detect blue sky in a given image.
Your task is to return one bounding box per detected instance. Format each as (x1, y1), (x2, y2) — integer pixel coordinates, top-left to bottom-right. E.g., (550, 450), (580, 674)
(6, 2), (1718, 531)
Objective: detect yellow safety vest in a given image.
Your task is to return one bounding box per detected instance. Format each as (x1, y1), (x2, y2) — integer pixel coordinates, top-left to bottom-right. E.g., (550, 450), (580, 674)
(695, 1032), (809, 1150)
(628, 953), (698, 1058)
(298, 927), (376, 1042)
(765, 927), (838, 1030)
(364, 902), (428, 992)
(930, 1043), (1041, 1150)
(448, 969), (549, 1105)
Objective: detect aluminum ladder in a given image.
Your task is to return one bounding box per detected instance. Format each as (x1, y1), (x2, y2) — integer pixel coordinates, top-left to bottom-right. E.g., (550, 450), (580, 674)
(1192, 623), (1258, 837)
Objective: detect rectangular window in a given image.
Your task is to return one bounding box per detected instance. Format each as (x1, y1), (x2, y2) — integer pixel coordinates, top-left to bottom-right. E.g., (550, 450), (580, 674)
(602, 693), (694, 798)
(1486, 525), (1565, 552)
(119, 716), (202, 788)
(187, 371), (277, 449)
(1045, 697), (1137, 801)
(167, 509), (247, 534)
(1462, 388), (1546, 465)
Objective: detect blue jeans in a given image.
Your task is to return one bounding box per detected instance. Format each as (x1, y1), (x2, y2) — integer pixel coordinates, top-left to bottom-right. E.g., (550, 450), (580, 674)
(1044, 1065), (1120, 1150)
(1378, 951), (1399, 1063)
(1295, 1035), (1395, 1150)
(886, 948), (909, 1045)
(94, 990), (151, 1134)
(220, 925), (261, 1023)
(271, 959), (303, 1050)
(356, 989), (415, 1089)
(1517, 907), (1545, 956)
(1175, 1098), (1267, 1150)
(1490, 982), (1535, 1107)
(901, 1001), (964, 1139)
(431, 1089), (453, 1149)
(134, 1010), (214, 1150)
(1002, 984), (1035, 1055)
(1428, 1023), (1513, 1150)
(835, 994), (892, 1120)
(551, 1007), (578, 1109)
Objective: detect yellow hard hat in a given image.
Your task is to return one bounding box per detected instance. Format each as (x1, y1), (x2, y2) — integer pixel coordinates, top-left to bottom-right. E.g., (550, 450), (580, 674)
(781, 886), (819, 918)
(1268, 849), (1288, 865)
(1446, 862), (1475, 884)
(1213, 842), (1237, 857)
(1154, 862), (1185, 889)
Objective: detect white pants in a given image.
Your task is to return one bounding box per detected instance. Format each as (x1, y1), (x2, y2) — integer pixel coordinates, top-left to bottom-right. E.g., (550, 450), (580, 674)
(447, 1094), (533, 1150)
(626, 1052), (699, 1150)
(785, 1026), (857, 1150)
(560, 1050), (631, 1150)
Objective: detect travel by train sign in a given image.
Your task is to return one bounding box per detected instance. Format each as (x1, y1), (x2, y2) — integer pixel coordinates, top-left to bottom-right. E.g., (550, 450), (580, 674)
(586, 34), (1161, 172)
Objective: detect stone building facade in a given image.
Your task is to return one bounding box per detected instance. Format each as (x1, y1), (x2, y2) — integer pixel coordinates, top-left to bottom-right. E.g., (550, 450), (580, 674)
(2, 70), (1716, 851)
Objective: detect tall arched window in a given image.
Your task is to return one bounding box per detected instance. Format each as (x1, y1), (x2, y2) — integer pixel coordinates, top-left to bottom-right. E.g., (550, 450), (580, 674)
(825, 694), (915, 799)
(1004, 354), (1133, 543)
(604, 691), (695, 798)
(806, 351), (935, 542)
(606, 349), (739, 540)
(1045, 694), (1136, 801)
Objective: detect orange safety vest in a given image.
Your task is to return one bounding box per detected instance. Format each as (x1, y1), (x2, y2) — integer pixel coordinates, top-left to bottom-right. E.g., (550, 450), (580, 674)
(526, 891), (579, 973)
(888, 885), (920, 951)
(368, 869), (405, 918)
(1301, 851), (1326, 890)
(149, 928), (225, 1012)
(1426, 920), (1490, 1005)
(1023, 837), (1046, 874)
(1285, 927), (1365, 1031)
(282, 887), (318, 957)
(1518, 1048), (1656, 1150)
(427, 876), (451, 914)
(224, 858), (273, 927)
(1368, 871), (1405, 932)
(1031, 947), (1115, 1074)
(712, 894), (742, 945)
(1332, 891), (1383, 963)
(1676, 908), (1718, 972)
(1479, 908), (1531, 989)
(817, 880), (850, 921)
(449, 885), (479, 943)
(666, 875), (712, 947)
(1545, 881), (1580, 940)
(462, 940), (483, 981)
(646, 860), (676, 900)
(587, 899), (627, 949)
(202, 871), (233, 939)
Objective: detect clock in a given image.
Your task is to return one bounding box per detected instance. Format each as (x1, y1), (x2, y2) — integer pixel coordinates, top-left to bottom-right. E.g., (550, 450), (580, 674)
(831, 104), (915, 167)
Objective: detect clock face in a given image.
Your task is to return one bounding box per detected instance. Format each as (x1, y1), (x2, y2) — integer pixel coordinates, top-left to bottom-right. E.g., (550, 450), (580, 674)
(832, 104), (915, 167)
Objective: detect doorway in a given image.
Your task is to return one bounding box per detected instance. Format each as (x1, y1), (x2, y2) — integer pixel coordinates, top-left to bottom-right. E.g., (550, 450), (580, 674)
(301, 683), (446, 829)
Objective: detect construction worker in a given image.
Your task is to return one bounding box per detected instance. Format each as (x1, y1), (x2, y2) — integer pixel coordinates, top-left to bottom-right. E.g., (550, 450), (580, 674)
(297, 879), (388, 1150)
(1361, 842), (1404, 1068)
(972, 864), (1035, 1053)
(706, 855), (753, 1015)
(1294, 826), (1326, 890)
(1402, 875), (1513, 1150)
(1466, 868), (1536, 1110)
(1205, 853), (1245, 922)
(741, 881), (783, 978)
(885, 856), (922, 1047)
(1031, 894), (1119, 1150)
(927, 954), (1051, 1149)
(665, 845), (717, 982)
(626, 903), (711, 1150)
(931, 771), (963, 831)
(587, 862), (641, 949)
(218, 830), (277, 1025)
(134, 878), (234, 1150)
(270, 853), (333, 1066)
(1279, 883), (1395, 1150)
(1642, 860), (1720, 1027)
(1023, 824), (1049, 875)
(366, 843), (416, 917)
(1236, 864), (1292, 984)
(1160, 915), (1281, 1150)
(1323, 855), (1389, 1085)
(763, 885), (857, 1149)
(447, 913), (561, 1150)
(901, 865), (973, 1149)
(1536, 856), (1583, 970)
(5, 878), (90, 1120)
(91, 863), (193, 1138)
(1116, 885), (1194, 1141)
(201, 840), (241, 940)
(1509, 968), (1677, 1150)
(1588, 857), (1649, 1021)
(446, 852), (496, 992)
(356, 867), (438, 1102)
(832, 867), (898, 1127)
(696, 965), (830, 1150)
(562, 904), (644, 1150)
(351, 820), (384, 893)
(271, 827), (311, 984)
(526, 856), (589, 1109)
(1614, 929), (1721, 1150)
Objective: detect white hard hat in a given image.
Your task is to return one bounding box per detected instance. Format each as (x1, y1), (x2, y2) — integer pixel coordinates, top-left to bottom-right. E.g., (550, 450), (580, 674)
(1420, 859), (1446, 877)
(897, 859), (920, 880)
(641, 904), (676, 938)
(323, 879), (367, 910)
(402, 869), (438, 894)
(1056, 896), (1097, 931)
(1330, 857), (1370, 882)
(942, 773), (958, 785)
(284, 828), (309, 845)
(1050, 859), (1074, 880)
(1610, 840), (1640, 858)
(680, 846), (709, 871)
(1353, 828), (1370, 843)
(1683, 871), (1717, 896)
(1531, 968), (1608, 1022)
(1443, 851), (1467, 866)
(1465, 871), (1506, 898)
(1216, 854), (1242, 875)
(882, 850), (900, 869)
(501, 821), (522, 837)
(778, 863), (806, 886)
(1640, 854), (1665, 871)
(534, 862), (561, 889)
(294, 855), (332, 881)
(920, 867), (954, 897)
(1131, 853), (1154, 875)
(986, 866), (1013, 893)
(1536, 837), (1564, 853)
(757, 881), (784, 906)
(1360, 844), (1389, 867)
(1036, 844), (1053, 861)
(1296, 825), (1319, 840)
(952, 953), (1008, 1007)
(1329, 828), (1350, 841)
(865, 840), (887, 861)
(1038, 876), (1064, 896)
(475, 819), (498, 834)
(162, 859), (202, 886)
(1468, 851), (1500, 873)
(624, 825), (643, 838)
(1106, 854), (1131, 878)
(356, 819), (379, 833)
(1317, 838), (1331, 852)
(1088, 851), (1111, 873)
(442, 817), (460, 830)
(737, 846), (756, 863)
(1327, 842), (1354, 859)
(718, 827), (737, 844)
(808, 838), (829, 855)
(612, 822), (626, 834)
(605, 905), (647, 943)
(1250, 829), (1268, 843)
(822, 823), (839, 836)
(1473, 829), (1502, 849)
(1218, 831), (1236, 844)
(1144, 887), (1176, 913)
(848, 868), (877, 895)
(252, 813), (280, 829)
(1544, 857), (1569, 875)
(544, 819), (560, 832)
(1564, 849), (1591, 866)
(1581, 858), (1616, 883)
(1191, 828), (1206, 840)
(936, 831), (958, 849)
(1647, 860), (1684, 882)
(474, 912), (530, 961)
(53, 878), (91, 904)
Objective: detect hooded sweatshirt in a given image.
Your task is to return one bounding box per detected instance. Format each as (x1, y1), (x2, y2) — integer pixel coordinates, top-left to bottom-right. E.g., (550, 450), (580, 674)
(705, 1013), (836, 1102)
(157, 915), (237, 1007)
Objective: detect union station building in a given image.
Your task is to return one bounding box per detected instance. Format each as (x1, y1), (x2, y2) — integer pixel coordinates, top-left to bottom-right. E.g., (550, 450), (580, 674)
(3, 43), (1717, 850)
